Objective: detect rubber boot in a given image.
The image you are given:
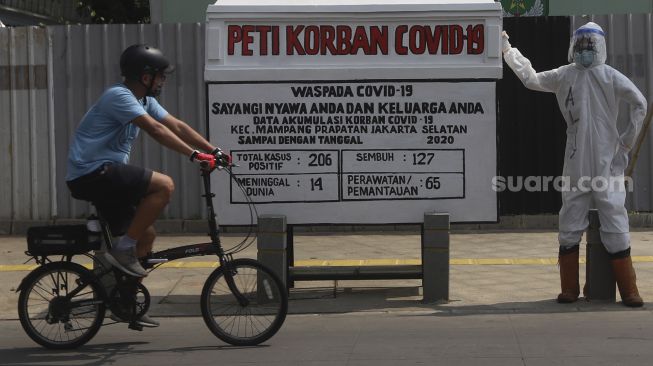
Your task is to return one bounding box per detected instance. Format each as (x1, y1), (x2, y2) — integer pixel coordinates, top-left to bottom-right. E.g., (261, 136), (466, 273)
(611, 256), (644, 307)
(557, 246), (580, 303)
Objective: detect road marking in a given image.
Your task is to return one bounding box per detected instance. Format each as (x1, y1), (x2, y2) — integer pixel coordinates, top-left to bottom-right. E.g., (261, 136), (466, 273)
(1, 256), (652, 272)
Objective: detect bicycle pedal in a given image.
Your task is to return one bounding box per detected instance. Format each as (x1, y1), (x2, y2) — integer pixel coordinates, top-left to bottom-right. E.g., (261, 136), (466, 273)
(128, 322), (144, 331)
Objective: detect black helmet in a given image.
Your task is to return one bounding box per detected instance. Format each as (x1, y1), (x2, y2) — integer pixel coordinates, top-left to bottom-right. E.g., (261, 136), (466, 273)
(120, 44), (174, 81)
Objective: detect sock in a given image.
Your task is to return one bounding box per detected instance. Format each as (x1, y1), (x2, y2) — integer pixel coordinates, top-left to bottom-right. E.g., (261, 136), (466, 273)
(114, 235), (138, 251)
(559, 245), (580, 256)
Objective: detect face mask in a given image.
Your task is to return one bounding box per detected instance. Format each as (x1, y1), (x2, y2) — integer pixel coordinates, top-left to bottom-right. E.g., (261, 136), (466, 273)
(575, 50), (595, 68)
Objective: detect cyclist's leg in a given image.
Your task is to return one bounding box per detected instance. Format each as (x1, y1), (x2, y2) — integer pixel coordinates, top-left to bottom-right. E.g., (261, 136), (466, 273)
(69, 163), (154, 235)
(124, 174), (173, 327)
(129, 226), (160, 327)
(125, 172), (174, 246)
(90, 164), (155, 277)
(136, 226), (156, 258)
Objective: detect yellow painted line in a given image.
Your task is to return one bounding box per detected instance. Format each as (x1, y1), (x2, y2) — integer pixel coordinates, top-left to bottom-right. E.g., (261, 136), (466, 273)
(295, 259), (421, 266)
(158, 261), (220, 269)
(0, 264), (96, 272)
(1, 256), (652, 272)
(0, 262), (221, 272)
(451, 258), (558, 265)
(0, 264), (41, 271)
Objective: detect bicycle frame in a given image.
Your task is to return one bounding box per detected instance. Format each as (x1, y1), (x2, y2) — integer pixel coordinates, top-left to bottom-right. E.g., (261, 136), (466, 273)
(116, 166), (249, 306)
(96, 166), (225, 262)
(138, 168), (224, 268)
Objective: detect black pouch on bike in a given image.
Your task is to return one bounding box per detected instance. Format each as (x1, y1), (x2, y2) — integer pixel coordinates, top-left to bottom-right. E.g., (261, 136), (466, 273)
(27, 225), (101, 256)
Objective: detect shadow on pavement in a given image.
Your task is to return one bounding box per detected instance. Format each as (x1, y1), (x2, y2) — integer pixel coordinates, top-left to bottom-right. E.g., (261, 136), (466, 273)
(1, 341), (148, 366)
(424, 299), (648, 316)
(2, 342), (268, 365)
(284, 286), (647, 316)
(141, 287), (646, 318)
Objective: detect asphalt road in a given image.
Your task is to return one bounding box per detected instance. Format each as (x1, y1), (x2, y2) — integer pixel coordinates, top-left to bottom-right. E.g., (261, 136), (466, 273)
(2, 310), (653, 366)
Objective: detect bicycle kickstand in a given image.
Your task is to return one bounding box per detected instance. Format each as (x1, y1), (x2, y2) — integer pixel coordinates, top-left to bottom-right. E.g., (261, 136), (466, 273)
(120, 276), (143, 331)
(128, 321), (143, 331)
(127, 301), (143, 331)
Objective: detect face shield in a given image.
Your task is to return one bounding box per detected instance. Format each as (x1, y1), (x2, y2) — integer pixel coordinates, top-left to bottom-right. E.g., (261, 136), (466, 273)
(567, 22), (607, 68)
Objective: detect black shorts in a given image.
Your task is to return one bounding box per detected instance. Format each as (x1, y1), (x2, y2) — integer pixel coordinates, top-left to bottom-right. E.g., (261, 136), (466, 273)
(67, 163), (153, 236)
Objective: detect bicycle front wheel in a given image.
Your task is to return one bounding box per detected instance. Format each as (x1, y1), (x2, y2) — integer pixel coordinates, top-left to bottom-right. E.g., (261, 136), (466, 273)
(17, 262), (106, 349)
(201, 258), (288, 346)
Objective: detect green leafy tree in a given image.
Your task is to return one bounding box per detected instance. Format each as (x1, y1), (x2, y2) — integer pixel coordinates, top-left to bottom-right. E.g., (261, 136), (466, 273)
(77, 0), (150, 24)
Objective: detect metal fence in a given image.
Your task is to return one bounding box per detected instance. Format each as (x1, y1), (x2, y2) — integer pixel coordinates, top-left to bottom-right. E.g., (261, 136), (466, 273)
(1, 23), (207, 229)
(50, 23), (208, 221)
(0, 26), (55, 227)
(0, 17), (652, 230)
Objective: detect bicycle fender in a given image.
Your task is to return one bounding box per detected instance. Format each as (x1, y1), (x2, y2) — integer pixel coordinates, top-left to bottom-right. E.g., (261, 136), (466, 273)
(15, 277), (29, 293)
(15, 262), (104, 297)
(15, 267), (44, 293)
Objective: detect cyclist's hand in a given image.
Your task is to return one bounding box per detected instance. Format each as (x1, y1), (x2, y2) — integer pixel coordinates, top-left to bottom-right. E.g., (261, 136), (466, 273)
(211, 147), (233, 168)
(190, 150), (216, 170)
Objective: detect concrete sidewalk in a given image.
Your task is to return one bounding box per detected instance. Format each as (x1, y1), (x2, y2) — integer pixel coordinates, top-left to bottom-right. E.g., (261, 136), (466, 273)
(2, 230), (653, 319)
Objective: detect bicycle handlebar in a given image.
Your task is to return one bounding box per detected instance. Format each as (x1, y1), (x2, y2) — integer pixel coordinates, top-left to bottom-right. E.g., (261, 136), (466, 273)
(195, 151), (234, 171)
(214, 150), (233, 167)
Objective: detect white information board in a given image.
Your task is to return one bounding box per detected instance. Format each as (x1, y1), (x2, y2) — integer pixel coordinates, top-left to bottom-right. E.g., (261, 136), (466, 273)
(208, 80), (496, 224)
(205, 0), (502, 224)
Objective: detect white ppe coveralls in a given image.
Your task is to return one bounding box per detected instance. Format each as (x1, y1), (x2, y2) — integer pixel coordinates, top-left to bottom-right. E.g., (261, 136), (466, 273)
(502, 22), (647, 253)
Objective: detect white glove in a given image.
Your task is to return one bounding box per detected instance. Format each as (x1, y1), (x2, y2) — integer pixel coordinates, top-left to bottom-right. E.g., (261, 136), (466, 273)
(610, 144), (630, 176)
(501, 31), (511, 53)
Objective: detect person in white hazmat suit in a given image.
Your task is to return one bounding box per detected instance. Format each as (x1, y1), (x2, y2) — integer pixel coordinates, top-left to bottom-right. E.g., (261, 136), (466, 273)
(502, 22), (647, 307)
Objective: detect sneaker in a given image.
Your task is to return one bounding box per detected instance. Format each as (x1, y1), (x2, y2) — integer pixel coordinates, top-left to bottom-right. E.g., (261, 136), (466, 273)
(104, 248), (148, 277)
(109, 313), (160, 328)
(136, 314), (160, 328)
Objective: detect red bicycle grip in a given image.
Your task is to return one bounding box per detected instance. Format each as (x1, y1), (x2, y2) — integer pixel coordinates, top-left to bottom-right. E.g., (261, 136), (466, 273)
(195, 153), (215, 161)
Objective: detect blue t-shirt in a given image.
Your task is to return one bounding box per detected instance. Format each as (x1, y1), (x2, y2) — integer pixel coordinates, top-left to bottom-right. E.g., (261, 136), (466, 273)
(66, 84), (168, 181)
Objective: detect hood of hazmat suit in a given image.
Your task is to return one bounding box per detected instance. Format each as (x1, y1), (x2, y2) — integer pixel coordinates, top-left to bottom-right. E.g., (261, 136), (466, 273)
(567, 22), (607, 68)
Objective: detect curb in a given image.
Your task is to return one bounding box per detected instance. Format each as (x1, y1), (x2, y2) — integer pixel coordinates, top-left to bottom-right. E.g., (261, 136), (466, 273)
(3, 213), (652, 235)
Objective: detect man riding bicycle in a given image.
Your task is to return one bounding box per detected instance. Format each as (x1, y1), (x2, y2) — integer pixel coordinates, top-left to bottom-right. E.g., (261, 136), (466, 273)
(66, 44), (227, 327)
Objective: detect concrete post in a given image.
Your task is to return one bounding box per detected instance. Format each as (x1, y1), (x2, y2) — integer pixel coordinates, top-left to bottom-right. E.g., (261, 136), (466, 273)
(585, 209), (616, 301)
(257, 215), (288, 288)
(422, 212), (449, 303)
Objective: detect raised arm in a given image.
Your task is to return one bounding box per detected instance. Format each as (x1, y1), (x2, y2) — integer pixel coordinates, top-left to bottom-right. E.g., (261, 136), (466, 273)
(502, 31), (562, 94)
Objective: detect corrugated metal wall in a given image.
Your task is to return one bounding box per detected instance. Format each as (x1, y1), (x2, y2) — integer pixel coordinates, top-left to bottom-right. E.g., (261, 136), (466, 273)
(0, 26), (56, 225)
(0, 24), (207, 226)
(1, 18), (652, 228)
(50, 23), (208, 220)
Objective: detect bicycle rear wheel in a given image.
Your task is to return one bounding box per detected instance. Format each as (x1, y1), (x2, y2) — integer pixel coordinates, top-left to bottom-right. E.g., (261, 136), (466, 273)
(201, 258), (288, 346)
(18, 262), (106, 349)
